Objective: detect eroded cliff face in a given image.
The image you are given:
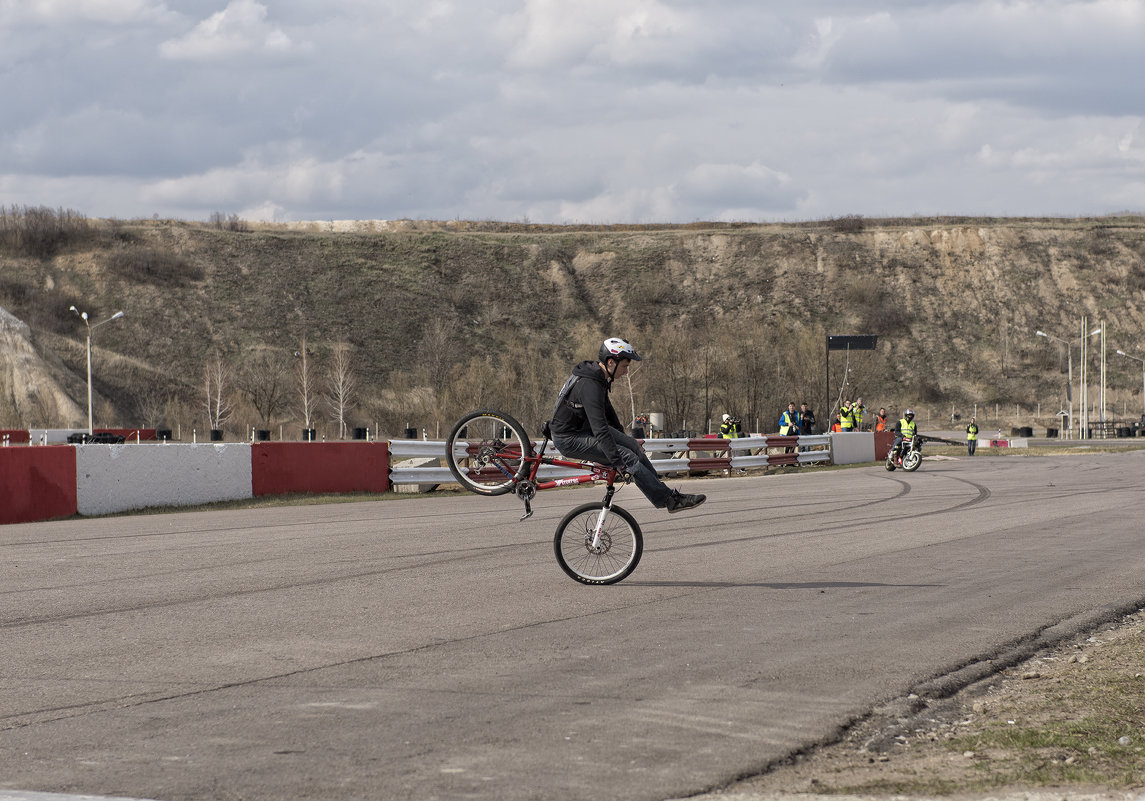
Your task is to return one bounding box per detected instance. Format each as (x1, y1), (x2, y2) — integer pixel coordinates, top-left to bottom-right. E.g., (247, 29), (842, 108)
(0, 306), (87, 428)
(1, 217), (1142, 430)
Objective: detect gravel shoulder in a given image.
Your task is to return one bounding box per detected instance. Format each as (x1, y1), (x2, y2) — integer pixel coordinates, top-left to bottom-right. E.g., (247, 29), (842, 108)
(683, 609), (1145, 801)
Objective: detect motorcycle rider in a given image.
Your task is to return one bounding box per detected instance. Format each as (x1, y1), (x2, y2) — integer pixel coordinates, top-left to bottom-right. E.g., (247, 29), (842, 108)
(550, 337), (706, 514)
(891, 408), (917, 461)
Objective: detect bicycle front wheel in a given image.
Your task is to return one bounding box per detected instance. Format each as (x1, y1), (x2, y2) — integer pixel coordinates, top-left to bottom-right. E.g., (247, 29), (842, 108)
(554, 502), (643, 585)
(446, 410), (532, 496)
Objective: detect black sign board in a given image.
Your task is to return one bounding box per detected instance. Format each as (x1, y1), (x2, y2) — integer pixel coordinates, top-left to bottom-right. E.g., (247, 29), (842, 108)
(827, 335), (878, 351)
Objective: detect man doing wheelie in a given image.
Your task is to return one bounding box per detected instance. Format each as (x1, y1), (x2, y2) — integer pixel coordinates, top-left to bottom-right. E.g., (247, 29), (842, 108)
(550, 338), (706, 514)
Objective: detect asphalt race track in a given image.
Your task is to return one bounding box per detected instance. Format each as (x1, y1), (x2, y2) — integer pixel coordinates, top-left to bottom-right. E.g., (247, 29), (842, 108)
(3, 451), (1145, 801)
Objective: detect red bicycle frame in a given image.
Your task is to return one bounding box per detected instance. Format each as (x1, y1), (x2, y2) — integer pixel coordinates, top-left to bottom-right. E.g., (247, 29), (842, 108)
(511, 432), (622, 519)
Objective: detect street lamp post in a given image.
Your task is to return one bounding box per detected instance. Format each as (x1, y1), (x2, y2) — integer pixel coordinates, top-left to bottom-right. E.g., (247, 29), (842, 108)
(69, 306), (125, 435)
(1115, 349), (1145, 417)
(1036, 324), (1102, 439)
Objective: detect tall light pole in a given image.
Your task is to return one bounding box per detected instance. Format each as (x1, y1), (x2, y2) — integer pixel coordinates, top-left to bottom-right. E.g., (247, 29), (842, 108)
(1115, 349), (1145, 417)
(1079, 317), (1103, 438)
(69, 306), (125, 435)
(1036, 324), (1101, 439)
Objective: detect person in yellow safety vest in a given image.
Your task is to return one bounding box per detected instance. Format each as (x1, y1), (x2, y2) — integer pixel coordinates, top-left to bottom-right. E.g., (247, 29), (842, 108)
(720, 414), (745, 474)
(839, 400), (854, 432)
(853, 397), (865, 430)
(779, 401), (800, 454)
(719, 413), (743, 439)
(966, 417), (979, 456)
(892, 408), (917, 460)
(779, 402), (800, 435)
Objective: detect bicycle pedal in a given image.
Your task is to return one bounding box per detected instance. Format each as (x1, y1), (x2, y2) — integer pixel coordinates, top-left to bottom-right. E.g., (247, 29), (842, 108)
(520, 509), (534, 521)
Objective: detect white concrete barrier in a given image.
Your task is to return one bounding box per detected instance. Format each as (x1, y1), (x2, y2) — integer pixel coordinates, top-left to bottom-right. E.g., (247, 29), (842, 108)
(76, 442), (253, 516)
(828, 431), (875, 465)
(29, 428), (84, 444)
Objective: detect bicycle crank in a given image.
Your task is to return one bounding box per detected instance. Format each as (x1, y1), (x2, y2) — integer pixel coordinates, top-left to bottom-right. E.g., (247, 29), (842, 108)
(515, 480), (537, 521)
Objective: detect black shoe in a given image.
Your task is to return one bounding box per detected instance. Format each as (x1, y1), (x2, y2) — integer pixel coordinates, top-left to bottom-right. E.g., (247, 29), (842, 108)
(665, 491), (706, 513)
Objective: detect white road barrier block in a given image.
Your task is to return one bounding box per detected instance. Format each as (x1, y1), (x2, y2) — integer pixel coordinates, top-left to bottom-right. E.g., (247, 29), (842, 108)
(76, 443), (253, 516)
(828, 431), (875, 465)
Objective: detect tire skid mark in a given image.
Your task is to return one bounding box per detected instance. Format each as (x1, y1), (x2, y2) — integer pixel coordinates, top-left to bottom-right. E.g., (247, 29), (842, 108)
(656, 472), (988, 552)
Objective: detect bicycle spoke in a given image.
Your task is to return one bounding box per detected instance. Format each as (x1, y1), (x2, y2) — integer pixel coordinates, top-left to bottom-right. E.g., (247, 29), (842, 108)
(446, 411), (530, 496)
(554, 503), (643, 585)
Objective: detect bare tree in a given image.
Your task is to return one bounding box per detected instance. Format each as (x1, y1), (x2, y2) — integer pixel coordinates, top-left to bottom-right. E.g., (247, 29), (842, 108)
(418, 317), (461, 401)
(295, 336), (317, 430)
(237, 347), (290, 428)
(205, 351), (233, 431)
(645, 326), (698, 433)
(326, 341), (357, 438)
(135, 384), (172, 428)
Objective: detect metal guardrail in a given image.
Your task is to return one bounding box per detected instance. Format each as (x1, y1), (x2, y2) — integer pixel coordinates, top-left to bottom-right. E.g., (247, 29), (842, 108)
(388, 435), (832, 486)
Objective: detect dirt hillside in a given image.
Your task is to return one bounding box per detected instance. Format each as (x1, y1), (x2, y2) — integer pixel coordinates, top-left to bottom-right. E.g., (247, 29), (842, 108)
(1, 215), (1142, 436)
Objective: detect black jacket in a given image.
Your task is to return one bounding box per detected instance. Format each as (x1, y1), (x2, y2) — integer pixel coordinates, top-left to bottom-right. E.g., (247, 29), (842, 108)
(800, 410), (816, 434)
(550, 360), (625, 466)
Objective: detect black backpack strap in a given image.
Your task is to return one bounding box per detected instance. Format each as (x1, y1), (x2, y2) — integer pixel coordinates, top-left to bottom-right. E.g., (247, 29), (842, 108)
(550, 374), (581, 422)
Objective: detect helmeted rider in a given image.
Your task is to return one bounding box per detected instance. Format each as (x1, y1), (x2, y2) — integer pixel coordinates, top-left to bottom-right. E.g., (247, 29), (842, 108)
(892, 408), (917, 460)
(550, 337), (706, 513)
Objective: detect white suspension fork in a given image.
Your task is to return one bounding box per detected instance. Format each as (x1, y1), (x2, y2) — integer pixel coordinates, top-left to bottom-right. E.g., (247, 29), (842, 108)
(590, 506), (611, 550)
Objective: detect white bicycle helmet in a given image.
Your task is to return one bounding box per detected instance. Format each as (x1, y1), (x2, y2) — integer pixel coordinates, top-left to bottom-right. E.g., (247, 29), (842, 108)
(599, 337), (642, 364)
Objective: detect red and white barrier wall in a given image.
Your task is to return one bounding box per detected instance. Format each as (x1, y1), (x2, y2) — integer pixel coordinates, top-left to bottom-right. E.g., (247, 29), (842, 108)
(2, 430), (879, 525)
(1, 441), (391, 523)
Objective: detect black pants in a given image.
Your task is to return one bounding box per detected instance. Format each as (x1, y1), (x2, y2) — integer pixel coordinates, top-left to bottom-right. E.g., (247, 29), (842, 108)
(967, 439), (977, 456)
(554, 429), (673, 508)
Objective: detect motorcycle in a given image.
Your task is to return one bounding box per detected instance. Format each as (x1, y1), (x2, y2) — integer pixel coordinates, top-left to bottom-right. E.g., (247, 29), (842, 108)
(885, 432), (922, 472)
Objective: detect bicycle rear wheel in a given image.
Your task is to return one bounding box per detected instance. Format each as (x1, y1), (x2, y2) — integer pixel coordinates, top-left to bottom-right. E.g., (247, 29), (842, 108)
(554, 502), (643, 585)
(446, 410), (532, 496)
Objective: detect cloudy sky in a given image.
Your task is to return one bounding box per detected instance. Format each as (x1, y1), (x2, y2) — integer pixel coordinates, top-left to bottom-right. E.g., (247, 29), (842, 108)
(1, 0), (1143, 223)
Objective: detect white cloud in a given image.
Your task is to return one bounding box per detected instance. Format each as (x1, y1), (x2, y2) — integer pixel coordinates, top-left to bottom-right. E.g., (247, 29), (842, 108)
(504, 0), (699, 70)
(0, 0), (168, 24)
(2, 1), (1144, 222)
(159, 0), (307, 61)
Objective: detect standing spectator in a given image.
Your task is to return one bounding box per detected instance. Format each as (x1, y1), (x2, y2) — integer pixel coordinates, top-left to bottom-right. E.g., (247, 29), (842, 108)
(779, 402), (800, 435)
(799, 403), (816, 435)
(719, 413), (743, 439)
(779, 401), (800, 454)
(720, 413), (745, 473)
(839, 400), (854, 432)
(966, 417), (979, 456)
(853, 397), (866, 431)
(798, 402), (816, 453)
(874, 407), (888, 432)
